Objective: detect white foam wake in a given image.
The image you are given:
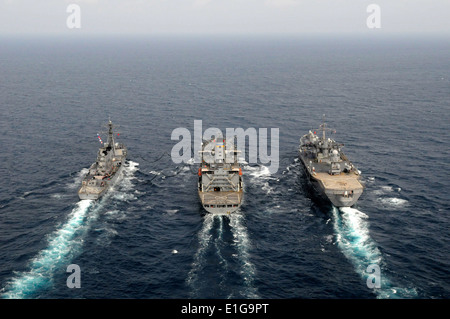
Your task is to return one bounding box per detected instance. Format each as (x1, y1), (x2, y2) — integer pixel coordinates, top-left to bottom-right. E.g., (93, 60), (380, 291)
(380, 197), (409, 207)
(187, 213), (258, 298)
(214, 216), (230, 292)
(332, 206), (417, 298)
(111, 161), (140, 202)
(2, 200), (94, 299)
(125, 160), (139, 173)
(2, 161), (140, 299)
(186, 214), (215, 294)
(245, 165), (275, 195)
(334, 207), (382, 268)
(67, 168), (89, 190)
(374, 184), (408, 208)
(229, 213), (259, 298)
(120, 161), (139, 188)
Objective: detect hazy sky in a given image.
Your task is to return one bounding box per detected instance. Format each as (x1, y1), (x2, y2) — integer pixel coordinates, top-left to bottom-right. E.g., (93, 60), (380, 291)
(0, 0), (449, 36)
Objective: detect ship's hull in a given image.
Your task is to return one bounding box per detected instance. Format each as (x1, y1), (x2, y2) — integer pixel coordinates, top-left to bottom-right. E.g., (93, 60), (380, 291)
(198, 190), (243, 215)
(78, 164), (124, 200)
(78, 191), (104, 200)
(299, 155), (362, 207)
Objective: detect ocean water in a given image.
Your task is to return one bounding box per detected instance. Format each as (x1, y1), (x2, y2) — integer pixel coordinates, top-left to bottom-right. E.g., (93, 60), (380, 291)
(0, 35), (449, 299)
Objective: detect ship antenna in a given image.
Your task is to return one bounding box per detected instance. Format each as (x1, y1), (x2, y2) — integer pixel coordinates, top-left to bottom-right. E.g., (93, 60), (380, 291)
(107, 119), (115, 151)
(322, 114), (326, 140)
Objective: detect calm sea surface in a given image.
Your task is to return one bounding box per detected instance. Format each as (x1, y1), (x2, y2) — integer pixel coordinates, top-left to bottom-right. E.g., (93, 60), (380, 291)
(0, 35), (449, 299)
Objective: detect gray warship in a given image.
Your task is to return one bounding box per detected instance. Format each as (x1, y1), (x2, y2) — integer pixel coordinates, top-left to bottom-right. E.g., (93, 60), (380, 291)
(299, 116), (363, 207)
(78, 120), (127, 200)
(198, 136), (244, 214)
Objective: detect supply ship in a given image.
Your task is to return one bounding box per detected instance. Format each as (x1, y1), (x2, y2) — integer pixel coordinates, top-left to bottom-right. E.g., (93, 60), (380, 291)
(198, 136), (243, 214)
(299, 116), (363, 207)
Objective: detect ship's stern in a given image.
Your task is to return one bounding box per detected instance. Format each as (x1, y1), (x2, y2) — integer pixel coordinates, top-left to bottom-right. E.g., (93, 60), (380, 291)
(198, 190), (243, 215)
(325, 188), (363, 207)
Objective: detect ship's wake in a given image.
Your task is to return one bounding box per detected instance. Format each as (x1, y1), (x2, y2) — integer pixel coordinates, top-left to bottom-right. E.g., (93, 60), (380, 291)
(245, 164), (276, 196)
(2, 200), (95, 299)
(332, 206), (417, 298)
(228, 213), (258, 298)
(186, 214), (221, 297)
(67, 168), (89, 190)
(1, 162), (140, 299)
(187, 213), (258, 298)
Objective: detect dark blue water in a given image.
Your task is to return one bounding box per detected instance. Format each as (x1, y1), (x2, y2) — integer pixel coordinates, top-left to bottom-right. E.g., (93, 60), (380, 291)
(0, 35), (449, 299)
